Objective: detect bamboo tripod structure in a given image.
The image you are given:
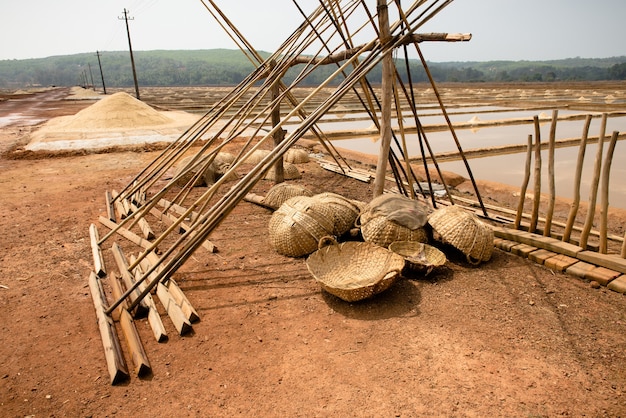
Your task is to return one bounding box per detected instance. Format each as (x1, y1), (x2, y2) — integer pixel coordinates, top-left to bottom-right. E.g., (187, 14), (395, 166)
(93, 0), (488, 318)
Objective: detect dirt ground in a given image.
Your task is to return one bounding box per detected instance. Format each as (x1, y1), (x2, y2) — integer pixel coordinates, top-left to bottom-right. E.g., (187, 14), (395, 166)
(1, 86), (625, 417)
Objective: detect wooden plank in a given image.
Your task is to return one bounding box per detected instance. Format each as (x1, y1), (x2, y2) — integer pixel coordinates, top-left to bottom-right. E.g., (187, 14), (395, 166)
(319, 162), (372, 182)
(105, 190), (116, 222)
(159, 198), (200, 223)
(110, 242), (149, 318)
(149, 206), (216, 253)
(156, 283), (192, 336)
(109, 274), (152, 377)
(166, 279), (200, 323)
(98, 216), (154, 250)
(493, 227), (582, 258)
(129, 255), (167, 343)
(89, 224), (106, 278)
(87, 272), (129, 385)
(111, 190), (128, 220)
(130, 202), (155, 240)
(607, 275), (626, 294)
(577, 251), (626, 275)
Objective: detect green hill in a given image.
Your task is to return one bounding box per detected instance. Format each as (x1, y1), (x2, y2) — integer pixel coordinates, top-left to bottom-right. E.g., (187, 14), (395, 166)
(1, 49), (624, 89)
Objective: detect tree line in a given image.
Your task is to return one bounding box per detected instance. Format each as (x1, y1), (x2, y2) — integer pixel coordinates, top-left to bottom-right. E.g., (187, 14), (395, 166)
(1, 49), (625, 89)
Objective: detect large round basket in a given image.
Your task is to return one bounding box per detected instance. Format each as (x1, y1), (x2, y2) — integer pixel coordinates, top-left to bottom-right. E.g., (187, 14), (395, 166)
(360, 215), (429, 248)
(312, 192), (362, 236)
(306, 237), (406, 302)
(427, 205), (493, 265)
(263, 183), (314, 210)
(388, 241), (447, 275)
(268, 196), (335, 257)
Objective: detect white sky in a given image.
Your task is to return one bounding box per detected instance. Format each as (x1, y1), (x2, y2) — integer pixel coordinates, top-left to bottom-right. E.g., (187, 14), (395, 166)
(1, 0), (624, 62)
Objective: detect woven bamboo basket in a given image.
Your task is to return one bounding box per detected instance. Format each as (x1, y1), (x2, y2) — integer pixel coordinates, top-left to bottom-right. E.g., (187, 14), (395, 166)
(360, 215), (429, 248)
(263, 183), (314, 210)
(312, 193), (361, 236)
(427, 205), (493, 265)
(268, 196), (335, 257)
(264, 163), (302, 180)
(284, 148), (310, 164)
(172, 155), (216, 187)
(306, 237), (406, 302)
(388, 241), (447, 275)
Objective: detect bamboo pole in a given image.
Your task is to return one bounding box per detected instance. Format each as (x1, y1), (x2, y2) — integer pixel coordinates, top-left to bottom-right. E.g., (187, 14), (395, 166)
(514, 134), (533, 230)
(105, 2), (461, 314)
(580, 113), (608, 249)
(544, 110), (558, 236)
(599, 131), (619, 254)
(529, 116), (542, 233)
(563, 115), (592, 242)
(373, 0), (394, 197)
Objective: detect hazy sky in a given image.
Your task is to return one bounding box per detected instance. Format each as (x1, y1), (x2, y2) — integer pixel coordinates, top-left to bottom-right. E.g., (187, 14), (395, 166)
(1, 0), (624, 62)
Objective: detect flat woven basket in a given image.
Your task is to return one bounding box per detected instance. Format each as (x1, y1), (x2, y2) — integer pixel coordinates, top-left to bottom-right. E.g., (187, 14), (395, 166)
(306, 237), (406, 302)
(388, 241), (447, 275)
(312, 192), (362, 236)
(263, 183), (314, 210)
(360, 215), (429, 248)
(427, 205), (493, 265)
(268, 196), (335, 257)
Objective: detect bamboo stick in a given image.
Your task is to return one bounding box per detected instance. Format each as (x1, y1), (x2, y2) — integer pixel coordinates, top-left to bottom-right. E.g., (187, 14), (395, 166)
(87, 272), (129, 385)
(108, 273), (151, 377)
(544, 110), (558, 236)
(529, 116), (542, 233)
(514, 134), (533, 230)
(599, 131), (619, 253)
(106, 4), (463, 315)
(89, 224), (106, 278)
(563, 115), (592, 242)
(580, 113), (608, 249)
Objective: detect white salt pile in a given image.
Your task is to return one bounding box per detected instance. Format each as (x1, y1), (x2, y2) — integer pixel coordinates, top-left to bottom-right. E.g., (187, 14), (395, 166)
(26, 92), (200, 151)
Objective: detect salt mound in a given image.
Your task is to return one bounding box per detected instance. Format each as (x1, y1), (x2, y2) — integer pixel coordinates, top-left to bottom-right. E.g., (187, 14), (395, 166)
(468, 115), (481, 124)
(26, 91), (201, 151)
(58, 92), (173, 129)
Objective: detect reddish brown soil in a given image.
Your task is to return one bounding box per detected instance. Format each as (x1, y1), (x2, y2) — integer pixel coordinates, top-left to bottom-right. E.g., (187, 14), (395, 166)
(1, 87), (625, 417)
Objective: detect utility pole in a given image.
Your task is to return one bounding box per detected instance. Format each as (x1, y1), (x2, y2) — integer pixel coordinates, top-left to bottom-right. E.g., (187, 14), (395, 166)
(96, 51), (107, 94)
(88, 63), (96, 91)
(119, 8), (140, 100)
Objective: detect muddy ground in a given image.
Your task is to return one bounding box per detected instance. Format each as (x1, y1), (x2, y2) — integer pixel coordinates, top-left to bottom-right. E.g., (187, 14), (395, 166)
(1, 86), (625, 417)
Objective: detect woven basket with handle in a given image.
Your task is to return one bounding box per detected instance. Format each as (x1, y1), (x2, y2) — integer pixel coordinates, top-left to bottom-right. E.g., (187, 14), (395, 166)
(427, 205), (493, 265)
(306, 236), (406, 302)
(269, 196), (335, 257)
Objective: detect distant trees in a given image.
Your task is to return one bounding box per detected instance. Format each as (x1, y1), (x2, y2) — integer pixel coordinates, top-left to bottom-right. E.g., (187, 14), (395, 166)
(0, 50), (624, 89)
